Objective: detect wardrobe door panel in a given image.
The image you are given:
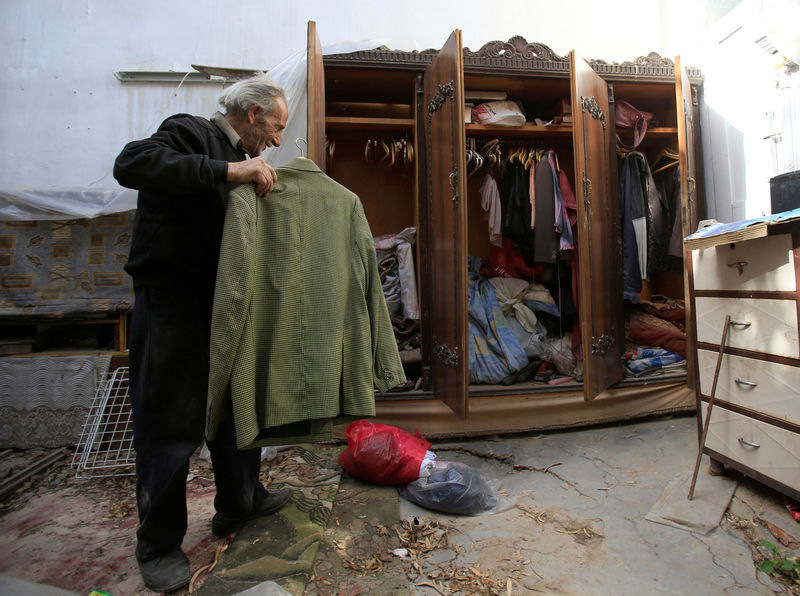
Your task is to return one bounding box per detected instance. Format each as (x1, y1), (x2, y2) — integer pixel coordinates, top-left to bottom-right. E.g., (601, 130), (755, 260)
(570, 51), (625, 400)
(675, 56), (700, 245)
(423, 30), (469, 417)
(676, 55), (700, 386)
(307, 21), (326, 171)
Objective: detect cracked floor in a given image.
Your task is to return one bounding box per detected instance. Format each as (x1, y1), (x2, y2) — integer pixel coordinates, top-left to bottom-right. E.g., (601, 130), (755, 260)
(396, 414), (799, 595)
(1, 413), (798, 595)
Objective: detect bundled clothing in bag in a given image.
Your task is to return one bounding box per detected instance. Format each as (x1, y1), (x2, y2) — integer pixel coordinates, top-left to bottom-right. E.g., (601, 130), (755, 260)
(338, 420), (431, 485)
(467, 263), (528, 384)
(399, 460), (498, 515)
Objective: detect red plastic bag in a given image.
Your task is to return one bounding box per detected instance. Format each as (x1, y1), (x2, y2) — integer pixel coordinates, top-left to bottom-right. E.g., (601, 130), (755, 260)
(338, 420), (431, 485)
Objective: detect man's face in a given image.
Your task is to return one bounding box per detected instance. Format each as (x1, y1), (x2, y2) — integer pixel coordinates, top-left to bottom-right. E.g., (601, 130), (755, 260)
(241, 97), (288, 156)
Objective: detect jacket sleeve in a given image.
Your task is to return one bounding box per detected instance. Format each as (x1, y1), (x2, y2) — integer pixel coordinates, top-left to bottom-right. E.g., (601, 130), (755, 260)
(352, 199), (406, 393)
(206, 184), (258, 440)
(113, 115), (230, 193)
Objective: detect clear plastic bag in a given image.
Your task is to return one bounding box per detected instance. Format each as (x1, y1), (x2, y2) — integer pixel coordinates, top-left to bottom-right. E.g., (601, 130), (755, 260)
(399, 460), (498, 515)
(471, 101), (526, 127)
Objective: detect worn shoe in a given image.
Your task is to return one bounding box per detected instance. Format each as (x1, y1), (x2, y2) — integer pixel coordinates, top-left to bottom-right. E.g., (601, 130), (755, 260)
(211, 487), (293, 538)
(137, 549), (190, 593)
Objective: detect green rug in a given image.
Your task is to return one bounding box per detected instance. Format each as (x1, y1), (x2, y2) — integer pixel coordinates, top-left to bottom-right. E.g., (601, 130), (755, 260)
(196, 444), (344, 596)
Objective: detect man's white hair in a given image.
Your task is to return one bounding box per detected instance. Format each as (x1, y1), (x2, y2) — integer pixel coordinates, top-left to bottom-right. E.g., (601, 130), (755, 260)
(217, 74), (285, 117)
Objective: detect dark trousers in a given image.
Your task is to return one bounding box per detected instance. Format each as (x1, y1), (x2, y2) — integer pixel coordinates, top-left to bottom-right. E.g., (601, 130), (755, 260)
(130, 286), (262, 561)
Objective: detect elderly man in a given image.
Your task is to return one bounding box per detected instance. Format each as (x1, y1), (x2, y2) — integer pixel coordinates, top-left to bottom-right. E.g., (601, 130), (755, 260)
(113, 74), (292, 593)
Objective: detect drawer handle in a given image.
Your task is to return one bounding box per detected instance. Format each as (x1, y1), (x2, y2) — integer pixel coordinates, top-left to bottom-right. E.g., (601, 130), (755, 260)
(727, 261), (748, 275)
(738, 437), (760, 449)
(734, 378), (758, 387)
(729, 320), (751, 329)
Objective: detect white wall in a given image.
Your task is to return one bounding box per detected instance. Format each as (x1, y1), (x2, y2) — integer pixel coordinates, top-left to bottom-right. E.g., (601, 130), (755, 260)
(0, 0), (794, 221)
(698, 0), (800, 221)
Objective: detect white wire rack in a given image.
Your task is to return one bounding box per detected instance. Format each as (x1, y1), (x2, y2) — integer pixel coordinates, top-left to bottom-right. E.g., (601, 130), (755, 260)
(72, 366), (136, 478)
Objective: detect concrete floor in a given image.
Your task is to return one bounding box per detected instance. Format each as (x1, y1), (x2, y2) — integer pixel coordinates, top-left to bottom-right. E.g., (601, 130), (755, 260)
(398, 413), (799, 595)
(1, 413), (798, 595)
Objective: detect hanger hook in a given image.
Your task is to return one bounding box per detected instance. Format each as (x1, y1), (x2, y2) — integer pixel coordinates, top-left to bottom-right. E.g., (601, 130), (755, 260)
(295, 137), (308, 158)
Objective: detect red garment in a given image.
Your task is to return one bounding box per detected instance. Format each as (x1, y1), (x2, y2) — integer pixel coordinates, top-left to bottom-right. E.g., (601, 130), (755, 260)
(479, 236), (542, 281)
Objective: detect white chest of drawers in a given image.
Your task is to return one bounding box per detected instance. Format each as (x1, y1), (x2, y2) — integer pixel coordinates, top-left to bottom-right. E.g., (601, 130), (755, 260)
(686, 211), (800, 501)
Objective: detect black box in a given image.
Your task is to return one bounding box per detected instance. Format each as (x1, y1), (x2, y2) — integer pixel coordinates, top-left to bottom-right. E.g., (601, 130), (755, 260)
(770, 169), (800, 214)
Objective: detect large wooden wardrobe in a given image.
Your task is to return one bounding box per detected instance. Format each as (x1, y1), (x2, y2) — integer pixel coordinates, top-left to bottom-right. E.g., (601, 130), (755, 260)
(305, 23), (705, 438)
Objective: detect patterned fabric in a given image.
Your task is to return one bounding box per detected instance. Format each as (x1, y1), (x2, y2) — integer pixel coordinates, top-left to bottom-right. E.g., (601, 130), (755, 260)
(624, 347), (684, 374)
(0, 212), (134, 316)
(626, 308), (686, 357)
(0, 354), (111, 448)
(468, 274), (528, 384)
(196, 444), (344, 596)
(206, 158), (405, 449)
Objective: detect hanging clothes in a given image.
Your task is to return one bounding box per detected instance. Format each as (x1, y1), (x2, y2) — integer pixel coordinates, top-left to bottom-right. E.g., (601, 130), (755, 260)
(206, 157), (405, 449)
(478, 172), (503, 247)
(640, 155), (671, 277)
(547, 150), (575, 253)
(619, 153), (649, 282)
(533, 156), (558, 263)
(500, 157), (534, 263)
(555, 167), (582, 359)
(618, 155), (644, 300)
(649, 152), (683, 272)
(529, 163), (536, 229)
(628, 152), (651, 279)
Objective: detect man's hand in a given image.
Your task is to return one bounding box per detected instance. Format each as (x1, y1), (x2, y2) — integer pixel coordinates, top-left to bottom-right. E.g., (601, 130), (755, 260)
(227, 157), (277, 196)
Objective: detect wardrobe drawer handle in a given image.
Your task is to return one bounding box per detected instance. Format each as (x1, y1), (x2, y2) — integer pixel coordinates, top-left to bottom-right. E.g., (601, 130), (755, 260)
(729, 320), (751, 329)
(734, 378), (758, 387)
(738, 437), (760, 449)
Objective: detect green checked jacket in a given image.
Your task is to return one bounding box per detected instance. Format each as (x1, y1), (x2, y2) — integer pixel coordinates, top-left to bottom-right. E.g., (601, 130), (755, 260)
(206, 157), (406, 449)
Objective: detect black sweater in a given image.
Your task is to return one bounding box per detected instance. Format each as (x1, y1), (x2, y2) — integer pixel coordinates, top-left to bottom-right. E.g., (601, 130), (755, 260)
(113, 113), (245, 290)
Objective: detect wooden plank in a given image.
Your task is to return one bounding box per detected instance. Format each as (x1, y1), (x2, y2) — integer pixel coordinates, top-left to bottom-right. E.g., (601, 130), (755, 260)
(306, 21), (326, 170)
(325, 116), (414, 131)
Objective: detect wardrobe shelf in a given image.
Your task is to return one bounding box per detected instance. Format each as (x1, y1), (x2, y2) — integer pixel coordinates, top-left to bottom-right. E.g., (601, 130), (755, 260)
(327, 101), (412, 118)
(463, 124), (679, 138)
(617, 126), (679, 135)
(325, 116), (414, 132)
(465, 123), (573, 137)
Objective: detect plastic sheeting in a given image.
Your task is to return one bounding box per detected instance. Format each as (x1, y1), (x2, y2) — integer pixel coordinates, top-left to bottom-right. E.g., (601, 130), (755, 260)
(0, 38), (386, 221)
(0, 187), (138, 222)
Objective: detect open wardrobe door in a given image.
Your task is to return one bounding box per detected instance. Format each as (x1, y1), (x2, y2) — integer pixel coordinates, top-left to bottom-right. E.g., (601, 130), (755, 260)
(306, 20), (326, 171)
(570, 50), (625, 401)
(675, 55), (700, 386)
(422, 30), (469, 417)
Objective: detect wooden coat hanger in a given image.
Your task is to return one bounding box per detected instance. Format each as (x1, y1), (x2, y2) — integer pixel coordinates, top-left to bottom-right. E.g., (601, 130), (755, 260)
(651, 158), (680, 176)
(650, 147), (679, 171)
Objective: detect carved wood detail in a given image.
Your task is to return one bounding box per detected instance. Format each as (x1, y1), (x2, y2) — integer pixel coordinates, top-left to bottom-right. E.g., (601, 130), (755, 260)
(323, 36), (702, 83)
(463, 36), (566, 62)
